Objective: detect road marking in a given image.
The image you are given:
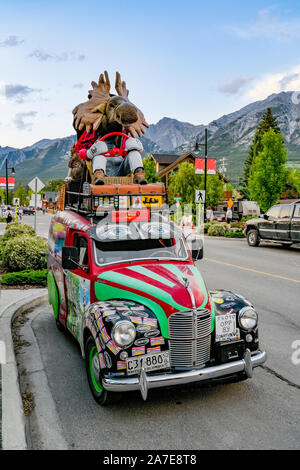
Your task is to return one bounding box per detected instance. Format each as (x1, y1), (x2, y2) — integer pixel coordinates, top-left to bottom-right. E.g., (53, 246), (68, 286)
(204, 257), (300, 284)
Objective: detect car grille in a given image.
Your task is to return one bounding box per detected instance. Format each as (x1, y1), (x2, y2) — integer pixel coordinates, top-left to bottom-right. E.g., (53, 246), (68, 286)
(168, 309), (211, 369)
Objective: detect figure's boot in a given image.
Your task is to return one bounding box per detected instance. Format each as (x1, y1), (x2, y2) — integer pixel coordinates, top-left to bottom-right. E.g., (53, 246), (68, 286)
(93, 169), (105, 185)
(133, 168), (147, 185)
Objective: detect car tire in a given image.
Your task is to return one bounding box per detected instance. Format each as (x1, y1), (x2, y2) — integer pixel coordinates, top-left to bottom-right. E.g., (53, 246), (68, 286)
(55, 319), (65, 332)
(281, 243), (292, 248)
(85, 335), (122, 406)
(247, 229), (260, 247)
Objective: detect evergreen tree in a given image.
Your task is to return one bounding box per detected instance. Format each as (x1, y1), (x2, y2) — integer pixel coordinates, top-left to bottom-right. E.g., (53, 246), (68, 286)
(248, 129), (287, 212)
(241, 107), (281, 197)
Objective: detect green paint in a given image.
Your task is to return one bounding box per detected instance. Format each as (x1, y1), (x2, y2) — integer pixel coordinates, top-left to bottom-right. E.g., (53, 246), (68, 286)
(187, 265), (209, 308)
(98, 270), (185, 312)
(89, 346), (103, 393)
(94, 281), (169, 337)
(47, 271), (59, 319)
(208, 293), (215, 332)
(127, 266), (176, 288)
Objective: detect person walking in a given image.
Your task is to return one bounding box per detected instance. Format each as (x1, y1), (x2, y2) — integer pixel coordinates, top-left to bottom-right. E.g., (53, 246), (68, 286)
(5, 206), (13, 224)
(226, 206), (233, 228)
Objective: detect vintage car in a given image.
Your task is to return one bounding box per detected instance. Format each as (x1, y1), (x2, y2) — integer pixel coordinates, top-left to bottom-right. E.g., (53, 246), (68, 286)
(47, 183), (266, 405)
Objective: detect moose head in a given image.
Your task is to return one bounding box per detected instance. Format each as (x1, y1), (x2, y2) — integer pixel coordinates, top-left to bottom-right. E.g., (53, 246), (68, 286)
(72, 71), (149, 138)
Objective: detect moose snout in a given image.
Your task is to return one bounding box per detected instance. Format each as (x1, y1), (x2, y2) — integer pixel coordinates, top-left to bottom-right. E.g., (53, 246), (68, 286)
(115, 103), (138, 125)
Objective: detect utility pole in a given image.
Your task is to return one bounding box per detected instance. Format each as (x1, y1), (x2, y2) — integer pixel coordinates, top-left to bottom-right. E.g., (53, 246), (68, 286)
(204, 128), (208, 222)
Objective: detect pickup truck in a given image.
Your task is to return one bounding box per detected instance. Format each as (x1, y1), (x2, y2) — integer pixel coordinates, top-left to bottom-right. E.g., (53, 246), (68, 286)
(245, 200), (300, 247)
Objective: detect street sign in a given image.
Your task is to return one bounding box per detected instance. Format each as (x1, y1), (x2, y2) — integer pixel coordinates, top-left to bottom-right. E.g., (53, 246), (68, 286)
(13, 198), (20, 206)
(28, 177), (45, 193)
(228, 198), (234, 208)
(195, 190), (206, 203)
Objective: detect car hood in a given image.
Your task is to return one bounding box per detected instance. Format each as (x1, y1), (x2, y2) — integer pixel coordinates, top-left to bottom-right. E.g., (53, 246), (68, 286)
(95, 262), (211, 321)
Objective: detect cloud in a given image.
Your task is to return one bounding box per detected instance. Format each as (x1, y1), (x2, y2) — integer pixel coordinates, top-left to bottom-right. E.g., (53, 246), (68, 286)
(229, 8), (300, 41)
(73, 83), (84, 88)
(28, 49), (85, 62)
(218, 76), (253, 95)
(245, 66), (300, 102)
(4, 84), (40, 103)
(13, 111), (37, 130)
(0, 35), (24, 47)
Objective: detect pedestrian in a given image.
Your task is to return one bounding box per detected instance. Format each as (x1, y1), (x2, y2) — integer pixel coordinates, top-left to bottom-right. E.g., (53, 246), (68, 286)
(5, 206), (13, 224)
(226, 206), (232, 228)
(17, 207), (23, 221)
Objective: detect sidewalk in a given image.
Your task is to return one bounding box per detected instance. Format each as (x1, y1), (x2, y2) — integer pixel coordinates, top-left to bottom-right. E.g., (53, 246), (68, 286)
(0, 287), (47, 449)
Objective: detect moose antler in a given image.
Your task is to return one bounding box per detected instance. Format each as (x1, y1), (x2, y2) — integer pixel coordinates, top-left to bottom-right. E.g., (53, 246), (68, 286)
(115, 72), (149, 138)
(72, 71), (111, 133)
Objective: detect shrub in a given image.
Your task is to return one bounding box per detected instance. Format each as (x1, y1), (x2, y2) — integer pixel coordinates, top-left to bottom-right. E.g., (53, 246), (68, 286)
(207, 223), (227, 237)
(1, 235), (47, 272)
(225, 231), (245, 238)
(4, 222), (35, 238)
(1, 269), (47, 286)
(230, 221), (243, 229)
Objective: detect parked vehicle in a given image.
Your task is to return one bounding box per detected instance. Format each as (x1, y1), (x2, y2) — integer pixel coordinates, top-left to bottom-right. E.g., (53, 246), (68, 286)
(47, 176), (266, 405)
(245, 200), (300, 247)
(23, 206), (35, 215)
(218, 201), (260, 221)
(212, 211), (226, 222)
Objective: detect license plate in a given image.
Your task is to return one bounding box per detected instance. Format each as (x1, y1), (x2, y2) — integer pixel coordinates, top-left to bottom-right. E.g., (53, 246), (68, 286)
(126, 351), (170, 376)
(215, 313), (237, 342)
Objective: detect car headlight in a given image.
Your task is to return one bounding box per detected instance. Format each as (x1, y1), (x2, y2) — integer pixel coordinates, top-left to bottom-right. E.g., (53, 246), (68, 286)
(112, 320), (136, 348)
(238, 307), (258, 330)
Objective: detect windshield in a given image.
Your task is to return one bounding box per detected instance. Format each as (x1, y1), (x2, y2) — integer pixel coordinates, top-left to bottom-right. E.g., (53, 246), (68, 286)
(93, 237), (188, 266)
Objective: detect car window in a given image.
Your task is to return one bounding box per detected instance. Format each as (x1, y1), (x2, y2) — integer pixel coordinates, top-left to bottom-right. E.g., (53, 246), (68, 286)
(73, 234), (89, 266)
(279, 205), (293, 219)
(294, 205), (300, 218)
(266, 206), (281, 219)
(93, 237), (188, 266)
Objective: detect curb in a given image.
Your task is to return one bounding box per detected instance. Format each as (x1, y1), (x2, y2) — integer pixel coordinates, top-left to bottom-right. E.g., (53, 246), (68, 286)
(0, 292), (47, 450)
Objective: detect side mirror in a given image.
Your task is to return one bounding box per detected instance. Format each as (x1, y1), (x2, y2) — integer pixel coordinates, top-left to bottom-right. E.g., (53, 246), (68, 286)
(186, 233), (204, 261)
(62, 246), (79, 270)
(263, 214), (268, 220)
(192, 247), (203, 261)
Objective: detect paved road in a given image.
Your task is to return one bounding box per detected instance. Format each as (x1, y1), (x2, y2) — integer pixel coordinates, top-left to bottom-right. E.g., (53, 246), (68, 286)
(0, 212), (52, 238)
(23, 237), (300, 450)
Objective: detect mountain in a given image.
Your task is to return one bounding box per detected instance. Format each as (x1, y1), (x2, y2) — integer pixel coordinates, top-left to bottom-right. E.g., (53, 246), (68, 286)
(146, 117), (203, 150)
(1, 91), (300, 185)
(175, 91), (300, 183)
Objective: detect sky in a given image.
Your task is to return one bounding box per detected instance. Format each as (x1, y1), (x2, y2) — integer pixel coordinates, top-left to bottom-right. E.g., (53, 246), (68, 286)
(1, 0), (300, 148)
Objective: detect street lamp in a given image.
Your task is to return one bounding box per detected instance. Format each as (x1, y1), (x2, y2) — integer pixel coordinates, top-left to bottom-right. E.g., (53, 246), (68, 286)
(4, 157), (16, 206)
(194, 128), (208, 222)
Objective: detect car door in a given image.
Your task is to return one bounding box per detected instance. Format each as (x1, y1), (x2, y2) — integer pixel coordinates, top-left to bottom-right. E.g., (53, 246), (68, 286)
(276, 205), (293, 241)
(259, 205), (280, 240)
(65, 232), (91, 340)
(291, 204), (300, 242)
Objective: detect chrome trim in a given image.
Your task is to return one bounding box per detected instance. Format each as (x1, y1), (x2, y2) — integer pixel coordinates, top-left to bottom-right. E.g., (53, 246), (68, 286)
(102, 350), (267, 394)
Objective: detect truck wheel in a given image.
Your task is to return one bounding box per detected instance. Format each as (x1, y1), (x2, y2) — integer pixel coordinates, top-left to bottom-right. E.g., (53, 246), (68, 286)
(85, 336), (122, 406)
(247, 229), (260, 247)
(55, 319), (65, 332)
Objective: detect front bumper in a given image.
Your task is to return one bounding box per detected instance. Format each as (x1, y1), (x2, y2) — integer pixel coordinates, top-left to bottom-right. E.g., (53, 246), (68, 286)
(102, 349), (267, 400)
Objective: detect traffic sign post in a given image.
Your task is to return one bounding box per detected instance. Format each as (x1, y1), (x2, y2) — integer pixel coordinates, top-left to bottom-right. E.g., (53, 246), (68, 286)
(28, 177), (45, 233)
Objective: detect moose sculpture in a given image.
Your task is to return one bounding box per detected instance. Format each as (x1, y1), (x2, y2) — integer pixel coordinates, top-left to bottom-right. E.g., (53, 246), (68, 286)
(66, 71), (149, 185)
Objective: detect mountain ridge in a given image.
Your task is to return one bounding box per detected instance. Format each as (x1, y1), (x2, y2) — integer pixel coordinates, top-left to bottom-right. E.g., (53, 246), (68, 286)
(1, 91), (300, 185)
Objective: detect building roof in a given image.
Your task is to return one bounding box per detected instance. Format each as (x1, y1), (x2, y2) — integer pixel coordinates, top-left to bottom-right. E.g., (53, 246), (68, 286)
(151, 154), (180, 164)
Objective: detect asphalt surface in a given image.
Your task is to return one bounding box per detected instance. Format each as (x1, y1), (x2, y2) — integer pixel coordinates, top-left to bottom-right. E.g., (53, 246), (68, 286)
(24, 237), (300, 450)
(0, 212), (52, 238)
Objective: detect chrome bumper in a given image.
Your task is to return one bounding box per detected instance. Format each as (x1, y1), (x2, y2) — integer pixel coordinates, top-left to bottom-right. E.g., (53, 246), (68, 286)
(102, 349), (267, 400)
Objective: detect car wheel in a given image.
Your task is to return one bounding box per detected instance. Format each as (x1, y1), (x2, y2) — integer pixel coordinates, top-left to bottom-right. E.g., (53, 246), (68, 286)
(247, 229), (260, 247)
(85, 336), (122, 406)
(281, 243), (292, 248)
(55, 319), (65, 332)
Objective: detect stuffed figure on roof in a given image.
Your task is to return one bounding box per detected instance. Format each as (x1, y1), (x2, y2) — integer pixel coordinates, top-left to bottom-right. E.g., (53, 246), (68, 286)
(68, 71), (149, 185)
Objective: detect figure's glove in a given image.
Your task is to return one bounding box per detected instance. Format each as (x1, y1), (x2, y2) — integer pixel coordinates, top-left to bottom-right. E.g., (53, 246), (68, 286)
(86, 141), (108, 160)
(125, 137), (143, 153)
